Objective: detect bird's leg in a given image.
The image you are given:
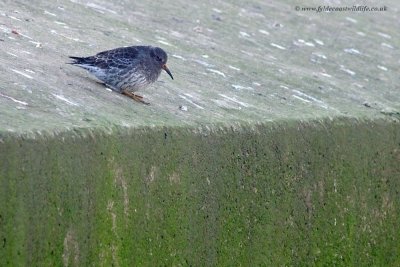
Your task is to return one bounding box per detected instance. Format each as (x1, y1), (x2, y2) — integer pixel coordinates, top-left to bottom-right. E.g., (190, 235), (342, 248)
(122, 90), (150, 105)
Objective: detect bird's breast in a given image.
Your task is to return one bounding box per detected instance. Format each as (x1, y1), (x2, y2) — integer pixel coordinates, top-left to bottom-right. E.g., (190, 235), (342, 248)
(117, 69), (151, 92)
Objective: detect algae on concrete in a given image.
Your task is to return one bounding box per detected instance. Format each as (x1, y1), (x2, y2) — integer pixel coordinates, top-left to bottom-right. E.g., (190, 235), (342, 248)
(1, 119), (400, 266)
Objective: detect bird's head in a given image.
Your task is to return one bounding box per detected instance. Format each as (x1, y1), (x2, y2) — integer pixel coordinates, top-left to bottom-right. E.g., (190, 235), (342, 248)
(150, 47), (173, 80)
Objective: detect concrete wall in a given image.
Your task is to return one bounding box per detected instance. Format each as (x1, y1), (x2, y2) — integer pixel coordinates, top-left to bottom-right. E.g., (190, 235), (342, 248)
(1, 118), (399, 266)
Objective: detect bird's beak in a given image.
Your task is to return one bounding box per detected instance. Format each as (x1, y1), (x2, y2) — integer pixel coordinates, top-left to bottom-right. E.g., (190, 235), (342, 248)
(162, 64), (174, 80)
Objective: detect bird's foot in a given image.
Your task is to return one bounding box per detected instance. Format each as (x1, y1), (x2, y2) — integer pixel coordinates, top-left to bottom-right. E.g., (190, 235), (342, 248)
(122, 90), (150, 105)
(96, 81), (107, 87)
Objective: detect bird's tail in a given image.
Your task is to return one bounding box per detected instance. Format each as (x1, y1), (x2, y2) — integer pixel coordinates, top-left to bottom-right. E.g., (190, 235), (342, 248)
(67, 56), (94, 65)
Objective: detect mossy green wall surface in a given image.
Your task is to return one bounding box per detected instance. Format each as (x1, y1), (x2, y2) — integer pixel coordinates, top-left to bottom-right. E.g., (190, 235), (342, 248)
(1, 118), (399, 266)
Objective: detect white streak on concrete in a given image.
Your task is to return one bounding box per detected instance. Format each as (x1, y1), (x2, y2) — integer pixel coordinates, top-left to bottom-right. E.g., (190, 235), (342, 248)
(297, 39), (314, 47)
(314, 39), (324, 45)
(340, 65), (356, 76)
(345, 17), (357, 23)
(62, 34), (80, 42)
(44, 10), (57, 16)
(258, 29), (270, 35)
(352, 83), (364, 88)
(28, 41), (42, 48)
(157, 40), (172, 46)
(293, 90), (326, 107)
(0, 25), (9, 33)
(377, 65), (388, 71)
(270, 43), (286, 50)
(11, 69), (33, 79)
(381, 43), (393, 49)
(312, 52), (327, 59)
(305, 41), (316, 47)
(231, 84), (254, 90)
(0, 92), (28, 105)
(212, 99), (241, 110)
(344, 48), (361, 55)
(86, 3), (117, 14)
(219, 94), (249, 107)
(292, 90), (339, 111)
(319, 72), (332, 78)
(172, 54), (186, 60)
(6, 52), (18, 57)
(183, 93), (202, 102)
(239, 31), (250, 37)
(52, 94), (79, 106)
(357, 31), (366, 36)
(183, 93), (195, 98)
(50, 29), (81, 42)
(241, 50), (254, 56)
(9, 15), (22, 21)
(377, 32), (391, 39)
(207, 69), (226, 77)
(194, 59), (213, 67)
(170, 31), (184, 38)
(178, 95), (204, 109)
(228, 65), (240, 71)
(18, 32), (33, 40)
(54, 21), (67, 25)
(292, 95), (311, 103)
(24, 69), (35, 74)
(212, 8), (222, 13)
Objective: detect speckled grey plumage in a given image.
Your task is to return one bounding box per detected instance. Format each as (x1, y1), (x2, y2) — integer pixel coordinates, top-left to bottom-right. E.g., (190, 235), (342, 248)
(69, 46), (173, 93)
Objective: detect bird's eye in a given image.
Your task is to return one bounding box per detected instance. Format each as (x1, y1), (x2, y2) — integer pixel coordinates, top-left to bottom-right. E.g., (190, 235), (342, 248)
(156, 56), (162, 62)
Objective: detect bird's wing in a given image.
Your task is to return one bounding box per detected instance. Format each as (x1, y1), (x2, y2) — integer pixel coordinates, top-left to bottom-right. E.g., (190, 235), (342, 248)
(94, 46), (146, 69)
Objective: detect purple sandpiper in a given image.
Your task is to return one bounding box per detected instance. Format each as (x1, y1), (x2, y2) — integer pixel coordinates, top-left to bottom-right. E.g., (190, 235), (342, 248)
(69, 46), (173, 105)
